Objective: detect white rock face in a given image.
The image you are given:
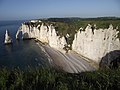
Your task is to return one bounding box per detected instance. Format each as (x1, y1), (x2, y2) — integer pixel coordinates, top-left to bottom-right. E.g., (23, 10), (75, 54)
(16, 23), (39, 39)
(38, 23), (49, 43)
(72, 24), (120, 63)
(4, 30), (12, 44)
(17, 21), (120, 63)
(48, 25), (67, 51)
(16, 23), (67, 51)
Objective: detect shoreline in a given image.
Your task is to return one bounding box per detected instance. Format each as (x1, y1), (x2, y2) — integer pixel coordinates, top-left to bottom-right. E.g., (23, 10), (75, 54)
(36, 41), (98, 73)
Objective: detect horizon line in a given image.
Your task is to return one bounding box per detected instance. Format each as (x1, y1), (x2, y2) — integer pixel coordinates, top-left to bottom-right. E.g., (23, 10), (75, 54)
(0, 16), (120, 21)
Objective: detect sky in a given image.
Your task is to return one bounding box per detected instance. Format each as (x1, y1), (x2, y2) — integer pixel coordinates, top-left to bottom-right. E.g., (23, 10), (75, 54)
(0, 0), (120, 20)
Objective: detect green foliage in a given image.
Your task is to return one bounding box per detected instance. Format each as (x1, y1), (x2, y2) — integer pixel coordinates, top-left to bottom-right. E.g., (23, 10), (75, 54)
(0, 67), (120, 90)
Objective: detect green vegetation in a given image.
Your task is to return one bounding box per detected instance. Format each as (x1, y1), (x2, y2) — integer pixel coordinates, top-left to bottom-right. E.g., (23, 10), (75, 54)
(46, 17), (120, 29)
(45, 17), (120, 46)
(0, 67), (120, 90)
(25, 17), (120, 46)
(1, 17), (120, 89)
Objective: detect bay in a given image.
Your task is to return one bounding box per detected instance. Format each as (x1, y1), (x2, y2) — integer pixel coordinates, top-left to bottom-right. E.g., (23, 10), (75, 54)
(0, 20), (49, 69)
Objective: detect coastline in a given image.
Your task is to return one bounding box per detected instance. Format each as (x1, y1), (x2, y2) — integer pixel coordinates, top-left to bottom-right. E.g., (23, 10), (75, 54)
(16, 20), (120, 71)
(36, 41), (98, 73)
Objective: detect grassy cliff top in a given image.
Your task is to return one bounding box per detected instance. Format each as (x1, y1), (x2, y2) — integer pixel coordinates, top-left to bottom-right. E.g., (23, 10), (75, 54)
(24, 17), (120, 46)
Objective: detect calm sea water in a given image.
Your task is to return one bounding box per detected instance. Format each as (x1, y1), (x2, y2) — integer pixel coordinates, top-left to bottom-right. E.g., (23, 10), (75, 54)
(0, 21), (49, 69)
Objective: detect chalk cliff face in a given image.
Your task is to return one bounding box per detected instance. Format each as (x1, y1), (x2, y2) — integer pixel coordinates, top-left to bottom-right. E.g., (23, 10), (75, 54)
(16, 23), (39, 39)
(48, 25), (67, 51)
(38, 23), (48, 43)
(4, 30), (12, 44)
(17, 21), (120, 63)
(72, 24), (120, 63)
(16, 22), (67, 51)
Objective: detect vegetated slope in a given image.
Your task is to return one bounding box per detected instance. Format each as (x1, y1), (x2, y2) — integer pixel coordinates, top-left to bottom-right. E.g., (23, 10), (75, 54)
(0, 67), (120, 90)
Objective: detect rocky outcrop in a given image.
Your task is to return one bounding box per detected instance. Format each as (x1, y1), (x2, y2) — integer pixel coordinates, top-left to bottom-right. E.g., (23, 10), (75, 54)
(4, 30), (12, 44)
(72, 24), (120, 63)
(16, 22), (67, 51)
(48, 25), (67, 51)
(16, 23), (39, 39)
(38, 23), (48, 43)
(17, 21), (120, 64)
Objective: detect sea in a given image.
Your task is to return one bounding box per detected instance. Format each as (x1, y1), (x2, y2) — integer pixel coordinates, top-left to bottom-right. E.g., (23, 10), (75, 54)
(0, 20), (49, 69)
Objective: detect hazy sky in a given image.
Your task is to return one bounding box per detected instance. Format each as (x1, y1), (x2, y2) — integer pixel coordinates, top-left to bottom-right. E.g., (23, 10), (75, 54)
(0, 0), (120, 20)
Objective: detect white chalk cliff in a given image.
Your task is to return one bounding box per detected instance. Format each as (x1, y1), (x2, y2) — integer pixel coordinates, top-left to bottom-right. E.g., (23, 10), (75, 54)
(16, 22), (120, 64)
(16, 22), (67, 51)
(16, 23), (39, 39)
(4, 30), (12, 44)
(72, 24), (120, 63)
